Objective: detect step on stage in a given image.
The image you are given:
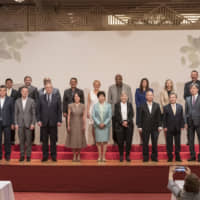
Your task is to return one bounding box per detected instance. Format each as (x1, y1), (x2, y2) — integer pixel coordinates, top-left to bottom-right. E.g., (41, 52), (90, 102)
(0, 145), (199, 193)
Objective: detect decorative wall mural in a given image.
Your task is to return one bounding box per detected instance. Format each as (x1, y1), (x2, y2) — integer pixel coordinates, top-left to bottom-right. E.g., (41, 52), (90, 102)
(0, 32), (34, 62)
(180, 35), (200, 69)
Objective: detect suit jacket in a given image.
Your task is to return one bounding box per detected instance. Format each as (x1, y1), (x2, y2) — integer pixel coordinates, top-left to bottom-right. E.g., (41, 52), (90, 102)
(92, 102), (112, 128)
(18, 85), (39, 103)
(159, 89), (175, 113)
(0, 96), (14, 126)
(114, 102), (134, 132)
(138, 102), (162, 131)
(7, 88), (18, 101)
(163, 103), (185, 132)
(63, 88), (84, 114)
(39, 87), (61, 100)
(37, 93), (62, 127)
(185, 95), (200, 126)
(108, 83), (133, 116)
(184, 80), (200, 100)
(14, 97), (36, 128)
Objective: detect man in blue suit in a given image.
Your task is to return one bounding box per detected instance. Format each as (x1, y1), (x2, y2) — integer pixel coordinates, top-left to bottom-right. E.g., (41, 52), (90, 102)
(0, 85), (14, 161)
(163, 92), (185, 162)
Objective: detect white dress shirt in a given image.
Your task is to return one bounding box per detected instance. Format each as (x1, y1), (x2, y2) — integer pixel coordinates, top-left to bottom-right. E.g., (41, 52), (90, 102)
(147, 102), (153, 113)
(0, 97), (5, 109)
(120, 102), (127, 121)
(171, 103), (176, 115)
(22, 98), (28, 110)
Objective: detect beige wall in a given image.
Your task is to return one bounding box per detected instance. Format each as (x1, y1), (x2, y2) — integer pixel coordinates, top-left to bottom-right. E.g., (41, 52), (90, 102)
(0, 30), (200, 144)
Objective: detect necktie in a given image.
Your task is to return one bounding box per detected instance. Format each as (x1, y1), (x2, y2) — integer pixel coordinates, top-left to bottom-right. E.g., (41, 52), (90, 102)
(7, 89), (11, 97)
(192, 96), (196, 106)
(47, 94), (51, 106)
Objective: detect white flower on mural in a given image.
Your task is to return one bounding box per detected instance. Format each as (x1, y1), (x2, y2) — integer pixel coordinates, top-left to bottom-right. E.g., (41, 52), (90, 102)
(180, 35), (200, 69)
(0, 32), (33, 62)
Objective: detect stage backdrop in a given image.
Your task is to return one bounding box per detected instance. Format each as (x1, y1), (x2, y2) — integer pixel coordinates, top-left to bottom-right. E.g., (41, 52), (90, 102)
(0, 30), (200, 145)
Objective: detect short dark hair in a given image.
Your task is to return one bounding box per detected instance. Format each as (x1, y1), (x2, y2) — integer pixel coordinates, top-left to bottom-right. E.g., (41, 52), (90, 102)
(73, 92), (81, 100)
(191, 70), (198, 74)
(21, 86), (29, 91)
(97, 91), (106, 98)
(190, 83), (199, 90)
(24, 76), (32, 81)
(146, 89), (153, 95)
(184, 173), (200, 193)
(70, 77), (78, 82)
(5, 78), (13, 83)
(169, 92), (177, 98)
(0, 85), (6, 89)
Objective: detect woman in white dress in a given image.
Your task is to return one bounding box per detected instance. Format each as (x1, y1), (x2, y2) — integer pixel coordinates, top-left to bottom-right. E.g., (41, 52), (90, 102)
(87, 80), (101, 144)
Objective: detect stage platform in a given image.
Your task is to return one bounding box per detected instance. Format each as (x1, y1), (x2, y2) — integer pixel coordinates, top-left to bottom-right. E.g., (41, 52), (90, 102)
(0, 144), (199, 193)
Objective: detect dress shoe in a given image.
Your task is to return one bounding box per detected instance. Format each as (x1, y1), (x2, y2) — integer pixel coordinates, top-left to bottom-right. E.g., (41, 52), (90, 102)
(143, 159), (149, 162)
(0, 156), (2, 160)
(175, 158), (182, 162)
(27, 157), (31, 162)
(188, 158), (196, 162)
(168, 158), (173, 162)
(120, 156), (123, 162)
(126, 155), (131, 162)
(52, 157), (57, 162)
(198, 158), (200, 162)
(19, 156), (25, 162)
(152, 158), (158, 162)
(42, 158), (48, 162)
(5, 157), (10, 162)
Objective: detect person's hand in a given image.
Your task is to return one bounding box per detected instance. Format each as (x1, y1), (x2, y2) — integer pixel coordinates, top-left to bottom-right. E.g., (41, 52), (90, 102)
(185, 167), (191, 175)
(82, 126), (86, 134)
(30, 125), (35, 130)
(38, 121), (42, 127)
(67, 126), (70, 133)
(63, 113), (67, 118)
(122, 121), (128, 127)
(87, 112), (90, 119)
(185, 124), (188, 129)
(138, 128), (142, 133)
(169, 166), (176, 180)
(11, 124), (15, 130)
(99, 123), (105, 129)
(57, 122), (61, 127)
(158, 127), (162, 132)
(15, 125), (19, 130)
(164, 128), (168, 133)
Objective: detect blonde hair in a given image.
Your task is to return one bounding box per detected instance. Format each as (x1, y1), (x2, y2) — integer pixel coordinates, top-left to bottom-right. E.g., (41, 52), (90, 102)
(164, 79), (174, 91)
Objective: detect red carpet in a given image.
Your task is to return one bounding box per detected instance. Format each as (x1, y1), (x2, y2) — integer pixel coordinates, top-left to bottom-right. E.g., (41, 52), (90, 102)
(14, 192), (171, 200)
(5, 144), (200, 160)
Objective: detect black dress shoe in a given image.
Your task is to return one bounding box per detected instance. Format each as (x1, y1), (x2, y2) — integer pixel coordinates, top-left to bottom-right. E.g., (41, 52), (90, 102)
(126, 156), (131, 162)
(176, 158), (182, 162)
(52, 157), (57, 162)
(27, 157), (31, 162)
(188, 158), (196, 161)
(0, 157), (2, 160)
(120, 156), (123, 162)
(168, 158), (173, 162)
(19, 156), (25, 162)
(186, 142), (189, 146)
(143, 159), (149, 162)
(42, 158), (48, 162)
(152, 158), (158, 162)
(5, 157), (10, 161)
(198, 158), (200, 162)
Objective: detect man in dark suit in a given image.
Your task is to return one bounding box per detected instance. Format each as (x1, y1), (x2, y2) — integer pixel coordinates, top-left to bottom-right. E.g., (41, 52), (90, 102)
(185, 83), (200, 162)
(63, 77), (84, 128)
(18, 76), (39, 144)
(138, 90), (162, 162)
(37, 83), (62, 162)
(184, 70), (200, 145)
(0, 85), (14, 161)
(163, 92), (185, 162)
(5, 78), (18, 145)
(114, 92), (134, 162)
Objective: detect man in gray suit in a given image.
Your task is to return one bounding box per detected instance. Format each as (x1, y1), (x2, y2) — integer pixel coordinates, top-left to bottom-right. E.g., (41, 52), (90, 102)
(108, 74), (133, 144)
(185, 83), (200, 162)
(18, 76), (38, 144)
(15, 86), (36, 162)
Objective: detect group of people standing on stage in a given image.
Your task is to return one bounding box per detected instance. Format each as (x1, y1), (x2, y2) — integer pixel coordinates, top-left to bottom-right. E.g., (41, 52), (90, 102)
(0, 70), (200, 163)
